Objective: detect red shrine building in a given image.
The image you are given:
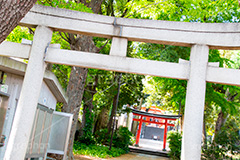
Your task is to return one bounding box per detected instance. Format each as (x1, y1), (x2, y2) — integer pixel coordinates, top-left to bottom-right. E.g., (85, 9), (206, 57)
(140, 106), (165, 128)
(131, 106), (181, 151)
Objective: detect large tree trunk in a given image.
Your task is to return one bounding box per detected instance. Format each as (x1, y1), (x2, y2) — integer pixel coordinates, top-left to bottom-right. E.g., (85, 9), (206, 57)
(61, 34), (99, 159)
(94, 107), (109, 133)
(0, 0), (37, 43)
(80, 76), (98, 136)
(62, 67), (88, 159)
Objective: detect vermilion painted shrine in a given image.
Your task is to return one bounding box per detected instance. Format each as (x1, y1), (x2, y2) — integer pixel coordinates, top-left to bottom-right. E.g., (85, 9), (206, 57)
(131, 109), (180, 151)
(0, 4), (240, 160)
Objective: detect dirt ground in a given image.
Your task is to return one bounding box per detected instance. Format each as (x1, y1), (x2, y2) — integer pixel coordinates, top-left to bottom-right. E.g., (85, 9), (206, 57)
(74, 152), (169, 160)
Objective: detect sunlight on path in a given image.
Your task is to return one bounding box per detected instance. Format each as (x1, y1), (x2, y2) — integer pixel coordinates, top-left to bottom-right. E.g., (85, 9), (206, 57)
(74, 153), (169, 160)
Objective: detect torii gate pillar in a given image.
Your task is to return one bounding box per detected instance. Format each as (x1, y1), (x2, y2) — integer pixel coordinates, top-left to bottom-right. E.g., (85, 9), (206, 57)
(181, 44), (209, 160)
(4, 26), (52, 160)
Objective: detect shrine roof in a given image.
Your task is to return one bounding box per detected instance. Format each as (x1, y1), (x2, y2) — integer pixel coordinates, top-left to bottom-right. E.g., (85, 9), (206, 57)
(130, 108), (181, 119)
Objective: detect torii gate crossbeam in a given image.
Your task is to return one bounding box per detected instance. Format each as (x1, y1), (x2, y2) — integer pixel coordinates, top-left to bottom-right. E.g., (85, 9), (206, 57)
(0, 4), (240, 160)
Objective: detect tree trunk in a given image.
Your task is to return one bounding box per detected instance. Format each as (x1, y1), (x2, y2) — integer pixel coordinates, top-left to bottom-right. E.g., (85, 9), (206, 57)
(61, 34), (99, 159)
(107, 73), (121, 133)
(0, 0), (37, 43)
(213, 90), (237, 143)
(80, 78), (98, 136)
(202, 114), (207, 149)
(107, 94), (118, 133)
(180, 114), (184, 132)
(131, 98), (143, 135)
(62, 67), (88, 159)
(213, 110), (228, 141)
(94, 107), (109, 133)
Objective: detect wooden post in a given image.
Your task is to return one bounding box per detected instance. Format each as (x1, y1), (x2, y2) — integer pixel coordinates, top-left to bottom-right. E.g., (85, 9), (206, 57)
(163, 119), (168, 151)
(4, 26), (52, 160)
(135, 116), (143, 146)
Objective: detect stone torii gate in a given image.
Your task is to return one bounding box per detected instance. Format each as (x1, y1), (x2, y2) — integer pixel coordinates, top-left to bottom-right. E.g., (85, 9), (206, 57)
(0, 4), (240, 160)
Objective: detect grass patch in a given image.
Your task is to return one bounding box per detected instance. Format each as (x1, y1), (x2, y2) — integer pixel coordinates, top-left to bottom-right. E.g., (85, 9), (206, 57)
(73, 142), (126, 158)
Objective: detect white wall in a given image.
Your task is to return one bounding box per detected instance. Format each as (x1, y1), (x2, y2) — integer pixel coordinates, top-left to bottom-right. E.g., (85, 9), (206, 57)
(0, 72), (57, 159)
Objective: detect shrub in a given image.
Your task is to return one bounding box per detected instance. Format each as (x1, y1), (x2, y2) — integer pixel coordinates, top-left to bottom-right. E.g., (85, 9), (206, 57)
(95, 128), (110, 145)
(78, 108), (95, 145)
(129, 135), (136, 145)
(95, 126), (133, 152)
(202, 119), (240, 159)
(112, 126), (133, 152)
(168, 131), (182, 160)
(73, 142), (125, 158)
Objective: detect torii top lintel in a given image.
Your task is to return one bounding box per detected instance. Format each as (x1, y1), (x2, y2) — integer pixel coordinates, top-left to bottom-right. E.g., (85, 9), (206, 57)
(19, 5), (240, 50)
(131, 108), (181, 120)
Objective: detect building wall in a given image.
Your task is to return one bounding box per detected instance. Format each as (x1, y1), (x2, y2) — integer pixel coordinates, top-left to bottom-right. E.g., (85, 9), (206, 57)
(38, 80), (57, 110)
(142, 126), (165, 141)
(0, 72), (57, 159)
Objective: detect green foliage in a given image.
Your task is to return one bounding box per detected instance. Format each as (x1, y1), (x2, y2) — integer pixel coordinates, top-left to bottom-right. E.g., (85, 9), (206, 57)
(167, 131), (182, 160)
(119, 73), (144, 108)
(37, 0), (93, 13)
(79, 108), (95, 145)
(126, 0), (240, 22)
(129, 134), (136, 145)
(95, 126), (133, 152)
(6, 26), (33, 43)
(95, 128), (110, 144)
(202, 117), (240, 159)
(112, 126), (133, 152)
(101, 0), (129, 17)
(73, 142), (125, 158)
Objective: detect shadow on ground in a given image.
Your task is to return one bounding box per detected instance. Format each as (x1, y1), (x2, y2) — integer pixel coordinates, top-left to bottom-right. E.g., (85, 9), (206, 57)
(74, 152), (169, 160)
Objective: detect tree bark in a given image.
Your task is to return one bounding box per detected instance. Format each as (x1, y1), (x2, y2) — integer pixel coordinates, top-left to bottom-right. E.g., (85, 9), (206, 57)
(202, 114), (207, 149)
(131, 98), (143, 135)
(61, 10), (102, 160)
(80, 76), (98, 136)
(94, 107), (109, 133)
(0, 0), (37, 43)
(212, 91), (237, 144)
(61, 33), (100, 160)
(107, 93), (118, 133)
(107, 73), (121, 133)
(214, 110), (228, 140)
(62, 67), (88, 159)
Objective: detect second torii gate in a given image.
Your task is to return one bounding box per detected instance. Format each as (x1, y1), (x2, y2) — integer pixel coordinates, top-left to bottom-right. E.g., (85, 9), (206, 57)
(131, 109), (180, 151)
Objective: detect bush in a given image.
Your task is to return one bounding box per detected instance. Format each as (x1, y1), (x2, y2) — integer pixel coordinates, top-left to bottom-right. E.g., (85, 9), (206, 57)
(168, 131), (182, 160)
(130, 135), (136, 145)
(73, 142), (125, 158)
(112, 126), (133, 152)
(78, 108), (95, 145)
(202, 119), (240, 159)
(95, 126), (133, 152)
(95, 128), (110, 145)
